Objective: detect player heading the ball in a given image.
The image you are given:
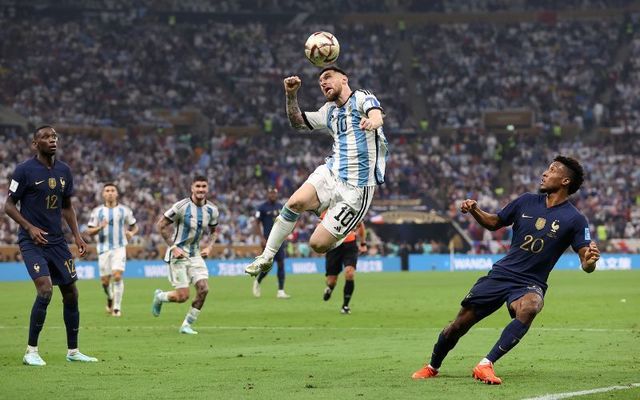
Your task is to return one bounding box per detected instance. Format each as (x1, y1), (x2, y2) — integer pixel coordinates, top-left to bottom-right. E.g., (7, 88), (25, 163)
(245, 66), (388, 277)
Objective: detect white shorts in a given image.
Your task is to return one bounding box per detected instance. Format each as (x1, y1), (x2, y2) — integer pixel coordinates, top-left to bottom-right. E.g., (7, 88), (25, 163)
(168, 256), (209, 289)
(98, 247), (127, 277)
(306, 165), (375, 239)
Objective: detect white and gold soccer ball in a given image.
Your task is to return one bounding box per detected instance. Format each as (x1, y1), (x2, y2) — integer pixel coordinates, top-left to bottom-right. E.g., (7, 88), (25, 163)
(304, 31), (340, 67)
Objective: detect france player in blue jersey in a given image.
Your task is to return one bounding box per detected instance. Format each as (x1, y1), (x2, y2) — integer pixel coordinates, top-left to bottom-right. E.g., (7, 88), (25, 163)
(4, 126), (97, 366)
(412, 156), (600, 384)
(252, 187), (290, 299)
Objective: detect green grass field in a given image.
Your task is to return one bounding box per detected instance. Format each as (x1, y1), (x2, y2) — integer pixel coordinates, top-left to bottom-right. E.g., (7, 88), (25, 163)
(0, 270), (638, 400)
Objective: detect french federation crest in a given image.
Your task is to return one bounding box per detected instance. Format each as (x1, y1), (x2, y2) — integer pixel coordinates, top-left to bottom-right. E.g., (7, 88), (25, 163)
(535, 217), (546, 230)
(48, 178), (57, 189)
(60, 177), (66, 190)
(33, 263), (40, 273)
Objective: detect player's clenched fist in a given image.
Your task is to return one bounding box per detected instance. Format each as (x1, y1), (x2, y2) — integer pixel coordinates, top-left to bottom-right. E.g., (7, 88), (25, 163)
(283, 76), (301, 94)
(460, 199), (478, 214)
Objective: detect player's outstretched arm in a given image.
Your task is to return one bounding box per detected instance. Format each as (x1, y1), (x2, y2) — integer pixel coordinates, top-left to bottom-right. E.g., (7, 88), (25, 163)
(62, 197), (87, 257)
(460, 199), (502, 231)
(578, 242), (599, 273)
(284, 76), (307, 131)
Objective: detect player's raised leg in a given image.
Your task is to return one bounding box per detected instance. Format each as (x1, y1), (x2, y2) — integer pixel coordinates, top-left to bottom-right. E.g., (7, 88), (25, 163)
(412, 307), (478, 379)
(473, 292), (543, 385)
(245, 183), (320, 276)
(101, 274), (113, 314)
(152, 286), (190, 317)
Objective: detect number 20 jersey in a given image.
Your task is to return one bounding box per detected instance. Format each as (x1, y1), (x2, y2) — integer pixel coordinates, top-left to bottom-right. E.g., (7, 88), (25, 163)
(491, 193), (591, 289)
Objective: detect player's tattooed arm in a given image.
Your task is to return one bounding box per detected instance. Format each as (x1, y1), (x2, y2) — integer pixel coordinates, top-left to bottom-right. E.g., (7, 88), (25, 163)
(157, 216), (187, 259)
(284, 76), (307, 130)
(201, 227), (217, 258)
(157, 216), (174, 246)
(286, 94), (307, 130)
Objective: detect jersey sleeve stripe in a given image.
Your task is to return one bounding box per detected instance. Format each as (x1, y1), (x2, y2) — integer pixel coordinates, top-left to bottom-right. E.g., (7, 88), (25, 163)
(301, 112), (314, 130)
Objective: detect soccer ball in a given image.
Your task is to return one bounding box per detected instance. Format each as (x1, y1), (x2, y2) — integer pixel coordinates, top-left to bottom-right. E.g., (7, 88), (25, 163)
(304, 31), (340, 67)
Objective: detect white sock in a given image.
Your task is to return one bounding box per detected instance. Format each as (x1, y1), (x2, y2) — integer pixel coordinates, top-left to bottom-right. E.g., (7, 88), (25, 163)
(113, 279), (124, 310)
(67, 348), (79, 356)
(108, 281), (114, 300)
(182, 307), (201, 326)
(263, 215), (297, 259)
(479, 358), (492, 365)
(26, 345), (38, 353)
(158, 291), (171, 302)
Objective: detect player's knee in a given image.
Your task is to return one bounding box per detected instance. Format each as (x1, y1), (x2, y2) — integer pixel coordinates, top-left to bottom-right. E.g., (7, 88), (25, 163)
(310, 242), (329, 254)
(100, 276), (110, 285)
(198, 286), (209, 298)
(38, 288), (53, 301)
(518, 301), (542, 320)
(284, 199), (305, 214)
(326, 276), (337, 286)
(344, 267), (355, 280)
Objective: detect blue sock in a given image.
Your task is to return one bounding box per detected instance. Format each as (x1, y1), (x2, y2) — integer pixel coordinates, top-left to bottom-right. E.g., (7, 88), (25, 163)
(487, 319), (529, 363)
(28, 295), (51, 347)
(63, 300), (80, 349)
(429, 331), (460, 369)
(277, 260), (285, 290)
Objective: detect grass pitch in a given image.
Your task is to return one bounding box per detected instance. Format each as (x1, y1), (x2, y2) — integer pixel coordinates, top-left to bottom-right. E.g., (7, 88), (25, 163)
(0, 270), (638, 400)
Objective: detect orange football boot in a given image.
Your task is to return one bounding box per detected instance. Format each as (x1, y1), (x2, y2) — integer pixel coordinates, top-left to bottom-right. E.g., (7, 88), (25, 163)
(472, 362), (502, 385)
(411, 364), (439, 379)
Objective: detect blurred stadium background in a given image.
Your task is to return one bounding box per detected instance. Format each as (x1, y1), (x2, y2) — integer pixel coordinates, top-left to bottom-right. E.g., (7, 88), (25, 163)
(0, 1), (638, 269)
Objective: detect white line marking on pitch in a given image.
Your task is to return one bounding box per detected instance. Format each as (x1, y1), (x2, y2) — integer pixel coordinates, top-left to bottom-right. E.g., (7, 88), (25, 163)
(522, 383), (640, 400)
(0, 325), (635, 332)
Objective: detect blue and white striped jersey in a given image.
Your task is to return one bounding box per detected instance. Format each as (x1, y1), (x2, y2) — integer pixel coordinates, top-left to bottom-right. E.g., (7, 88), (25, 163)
(302, 89), (389, 187)
(88, 204), (137, 254)
(163, 198), (219, 257)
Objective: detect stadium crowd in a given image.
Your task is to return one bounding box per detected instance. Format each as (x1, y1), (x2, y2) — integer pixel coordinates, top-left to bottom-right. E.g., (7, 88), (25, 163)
(0, 127), (638, 258)
(1, 4), (639, 258)
(0, 17), (409, 132)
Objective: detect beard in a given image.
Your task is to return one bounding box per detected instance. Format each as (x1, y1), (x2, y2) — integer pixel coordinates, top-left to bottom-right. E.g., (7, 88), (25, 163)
(325, 87), (340, 102)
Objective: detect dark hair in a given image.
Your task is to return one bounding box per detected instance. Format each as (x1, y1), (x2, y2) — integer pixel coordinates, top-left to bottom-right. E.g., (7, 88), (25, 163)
(103, 182), (118, 191)
(320, 66), (347, 77)
(192, 175), (208, 184)
(33, 125), (54, 138)
(554, 155), (584, 195)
